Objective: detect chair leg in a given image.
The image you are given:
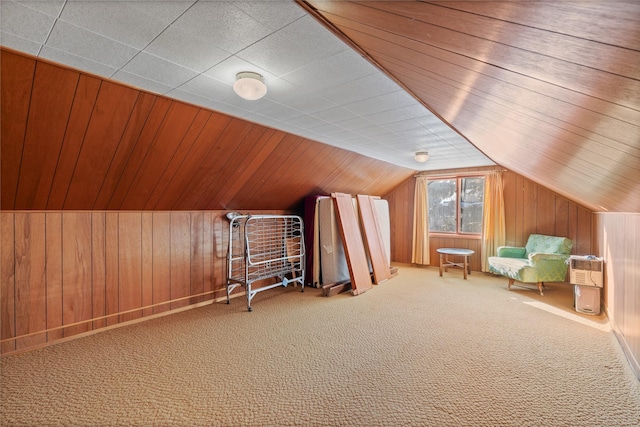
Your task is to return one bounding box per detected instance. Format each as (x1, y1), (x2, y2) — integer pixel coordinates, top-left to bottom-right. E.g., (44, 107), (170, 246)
(508, 278), (515, 290)
(537, 282), (544, 296)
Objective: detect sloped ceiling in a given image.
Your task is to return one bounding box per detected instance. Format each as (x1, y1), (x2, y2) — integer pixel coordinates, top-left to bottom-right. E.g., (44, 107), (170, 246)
(1, 1), (639, 213)
(1, 49), (415, 211)
(301, 1), (640, 213)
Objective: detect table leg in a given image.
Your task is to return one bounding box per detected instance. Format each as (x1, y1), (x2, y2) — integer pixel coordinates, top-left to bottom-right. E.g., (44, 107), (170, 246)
(463, 256), (468, 280)
(439, 253), (443, 276)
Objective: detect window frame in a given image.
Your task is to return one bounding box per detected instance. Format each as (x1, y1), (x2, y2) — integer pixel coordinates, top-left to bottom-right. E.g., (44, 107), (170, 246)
(427, 174), (485, 238)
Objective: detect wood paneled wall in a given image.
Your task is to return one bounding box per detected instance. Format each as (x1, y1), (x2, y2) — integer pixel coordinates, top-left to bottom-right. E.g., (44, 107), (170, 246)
(593, 213), (640, 379)
(1, 48), (414, 212)
(304, 0), (640, 213)
(0, 210), (282, 355)
(384, 169), (593, 268)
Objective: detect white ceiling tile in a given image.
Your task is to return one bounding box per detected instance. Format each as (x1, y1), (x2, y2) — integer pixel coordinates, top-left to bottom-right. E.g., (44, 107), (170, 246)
(311, 123), (350, 137)
(128, 1), (195, 24)
(282, 50), (374, 92)
(46, 20), (139, 68)
(253, 102), (304, 123)
(319, 72), (401, 105)
(123, 52), (198, 87)
(313, 107), (359, 124)
(334, 116), (377, 131)
(40, 45), (118, 77)
(0, 31), (42, 55)
(145, 26), (231, 73)
(345, 90), (418, 116)
(15, 0), (65, 17)
(59, 2), (169, 49)
(173, 1), (271, 53)
(233, 1), (306, 31)
(1, 1), (56, 44)
(284, 115), (330, 130)
(236, 15), (346, 76)
(111, 69), (173, 95)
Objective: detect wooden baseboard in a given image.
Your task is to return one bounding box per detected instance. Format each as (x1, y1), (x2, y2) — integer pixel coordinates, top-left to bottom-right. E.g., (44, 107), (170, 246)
(604, 305), (640, 381)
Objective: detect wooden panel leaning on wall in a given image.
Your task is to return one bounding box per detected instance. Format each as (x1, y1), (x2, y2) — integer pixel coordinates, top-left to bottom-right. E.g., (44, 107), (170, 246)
(0, 210), (286, 355)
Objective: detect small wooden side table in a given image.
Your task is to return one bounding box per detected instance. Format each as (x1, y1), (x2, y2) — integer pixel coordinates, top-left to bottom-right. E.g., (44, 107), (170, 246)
(437, 248), (474, 279)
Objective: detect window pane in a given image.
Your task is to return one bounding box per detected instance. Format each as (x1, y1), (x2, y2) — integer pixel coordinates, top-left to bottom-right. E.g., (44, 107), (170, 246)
(428, 179), (456, 232)
(460, 177), (485, 233)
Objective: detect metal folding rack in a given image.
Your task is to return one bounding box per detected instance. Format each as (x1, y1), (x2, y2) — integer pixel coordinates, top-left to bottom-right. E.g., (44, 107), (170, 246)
(226, 214), (305, 311)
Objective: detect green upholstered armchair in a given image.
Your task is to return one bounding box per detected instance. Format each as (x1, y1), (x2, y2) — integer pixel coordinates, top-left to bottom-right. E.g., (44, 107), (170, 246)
(488, 234), (573, 295)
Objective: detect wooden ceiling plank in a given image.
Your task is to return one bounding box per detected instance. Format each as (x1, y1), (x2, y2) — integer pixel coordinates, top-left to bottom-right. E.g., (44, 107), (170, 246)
(435, 1), (640, 49)
(92, 92), (157, 209)
(215, 129), (286, 209)
(103, 97), (172, 210)
(63, 81), (141, 210)
(119, 102), (201, 210)
(143, 109), (212, 210)
(193, 124), (269, 210)
(375, 53), (640, 157)
(320, 9), (640, 127)
(368, 1), (640, 80)
(170, 119), (256, 210)
(227, 134), (307, 210)
(1, 51), (35, 210)
(46, 75), (101, 209)
(14, 62), (79, 209)
(315, 3), (640, 110)
(152, 113), (232, 210)
(441, 106), (640, 212)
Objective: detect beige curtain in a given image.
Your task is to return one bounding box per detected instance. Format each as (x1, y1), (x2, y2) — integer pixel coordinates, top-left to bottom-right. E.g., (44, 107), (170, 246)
(412, 176), (430, 265)
(481, 171), (506, 272)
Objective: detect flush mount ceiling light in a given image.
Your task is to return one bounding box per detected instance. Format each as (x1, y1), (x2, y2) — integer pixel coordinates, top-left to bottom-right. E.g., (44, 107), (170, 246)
(233, 71), (267, 100)
(414, 151), (430, 162)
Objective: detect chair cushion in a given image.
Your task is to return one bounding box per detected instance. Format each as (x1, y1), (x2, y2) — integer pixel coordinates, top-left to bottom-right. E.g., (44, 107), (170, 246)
(525, 234), (573, 256)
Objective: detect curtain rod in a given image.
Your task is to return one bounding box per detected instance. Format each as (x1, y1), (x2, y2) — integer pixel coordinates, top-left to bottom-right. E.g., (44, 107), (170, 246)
(414, 168), (507, 178)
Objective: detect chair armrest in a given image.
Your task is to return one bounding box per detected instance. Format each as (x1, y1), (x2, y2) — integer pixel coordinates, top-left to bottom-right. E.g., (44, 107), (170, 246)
(528, 253), (570, 264)
(496, 246), (526, 258)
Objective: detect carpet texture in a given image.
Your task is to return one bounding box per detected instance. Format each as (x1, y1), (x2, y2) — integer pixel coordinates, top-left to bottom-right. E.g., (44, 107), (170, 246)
(2, 266), (639, 426)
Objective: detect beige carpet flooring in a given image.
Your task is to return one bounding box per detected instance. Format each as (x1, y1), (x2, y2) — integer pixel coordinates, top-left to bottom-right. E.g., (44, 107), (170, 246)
(2, 266), (639, 426)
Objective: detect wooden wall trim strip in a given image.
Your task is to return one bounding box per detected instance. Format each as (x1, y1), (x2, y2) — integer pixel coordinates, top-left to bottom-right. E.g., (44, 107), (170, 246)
(0, 289), (218, 345)
(0, 209), (287, 355)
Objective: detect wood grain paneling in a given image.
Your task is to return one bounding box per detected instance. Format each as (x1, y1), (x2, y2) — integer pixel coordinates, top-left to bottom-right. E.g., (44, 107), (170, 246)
(45, 213), (63, 341)
(15, 63), (78, 209)
(1, 210), (280, 355)
(1, 213), (16, 353)
(170, 212), (191, 310)
(0, 49), (414, 212)
(62, 212), (92, 337)
(118, 213), (142, 323)
(152, 212), (172, 314)
(67, 83), (146, 210)
(303, 1), (640, 213)
(47, 75), (101, 209)
(385, 169), (593, 268)
(14, 213), (47, 349)
(92, 212), (107, 329)
(1, 52), (35, 209)
(594, 213), (640, 379)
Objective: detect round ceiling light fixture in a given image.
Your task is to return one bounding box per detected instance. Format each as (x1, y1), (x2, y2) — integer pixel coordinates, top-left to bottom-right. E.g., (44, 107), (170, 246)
(414, 151), (430, 162)
(233, 71), (267, 100)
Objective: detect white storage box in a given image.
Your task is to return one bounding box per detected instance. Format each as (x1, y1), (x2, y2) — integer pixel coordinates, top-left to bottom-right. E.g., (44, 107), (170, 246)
(574, 285), (601, 315)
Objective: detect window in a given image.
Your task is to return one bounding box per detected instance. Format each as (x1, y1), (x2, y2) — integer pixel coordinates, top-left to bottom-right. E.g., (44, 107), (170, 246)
(428, 176), (485, 234)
